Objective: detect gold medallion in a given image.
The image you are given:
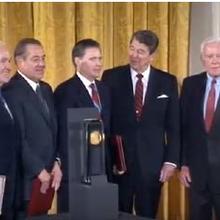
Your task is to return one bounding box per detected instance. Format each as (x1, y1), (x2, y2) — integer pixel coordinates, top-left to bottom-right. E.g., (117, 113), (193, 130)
(90, 130), (102, 145)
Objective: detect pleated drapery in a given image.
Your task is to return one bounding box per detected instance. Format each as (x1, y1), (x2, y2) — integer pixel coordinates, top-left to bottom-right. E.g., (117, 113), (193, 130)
(0, 3), (190, 219)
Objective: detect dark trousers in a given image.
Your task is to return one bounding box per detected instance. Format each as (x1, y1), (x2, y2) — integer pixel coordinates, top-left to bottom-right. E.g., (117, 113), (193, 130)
(118, 173), (162, 219)
(189, 187), (220, 220)
(57, 180), (69, 213)
(15, 200), (29, 220)
(0, 210), (15, 220)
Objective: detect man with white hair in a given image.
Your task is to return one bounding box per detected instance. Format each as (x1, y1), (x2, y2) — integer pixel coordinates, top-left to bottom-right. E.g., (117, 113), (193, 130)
(0, 41), (19, 220)
(180, 37), (220, 220)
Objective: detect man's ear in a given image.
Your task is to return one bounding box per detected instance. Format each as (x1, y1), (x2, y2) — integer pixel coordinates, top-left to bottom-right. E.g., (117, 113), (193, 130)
(15, 56), (24, 66)
(200, 54), (204, 64)
(74, 57), (81, 67)
(149, 52), (155, 63)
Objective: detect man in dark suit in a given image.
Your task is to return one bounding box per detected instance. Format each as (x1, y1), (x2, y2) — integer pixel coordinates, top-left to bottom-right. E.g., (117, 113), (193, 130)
(0, 42), (19, 220)
(54, 39), (111, 212)
(180, 37), (220, 220)
(102, 30), (180, 218)
(3, 38), (62, 219)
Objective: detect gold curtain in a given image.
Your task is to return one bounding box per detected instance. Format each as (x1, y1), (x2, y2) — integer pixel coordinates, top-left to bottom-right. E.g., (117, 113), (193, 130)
(0, 2), (190, 219)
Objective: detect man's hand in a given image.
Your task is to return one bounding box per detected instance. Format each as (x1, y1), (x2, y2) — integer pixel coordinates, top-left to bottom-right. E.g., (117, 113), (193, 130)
(51, 161), (62, 191)
(179, 165), (191, 187)
(38, 169), (51, 193)
(159, 164), (176, 183)
(113, 165), (125, 175)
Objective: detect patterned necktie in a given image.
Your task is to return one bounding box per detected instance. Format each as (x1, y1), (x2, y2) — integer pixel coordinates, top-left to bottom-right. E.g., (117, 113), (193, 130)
(36, 84), (49, 115)
(135, 74), (143, 120)
(205, 78), (216, 132)
(90, 83), (101, 112)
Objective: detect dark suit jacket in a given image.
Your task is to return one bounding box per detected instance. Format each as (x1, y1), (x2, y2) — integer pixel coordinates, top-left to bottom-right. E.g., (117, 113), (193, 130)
(0, 95), (19, 215)
(54, 74), (111, 211)
(3, 72), (57, 200)
(181, 72), (220, 192)
(102, 65), (180, 186)
(54, 74), (111, 181)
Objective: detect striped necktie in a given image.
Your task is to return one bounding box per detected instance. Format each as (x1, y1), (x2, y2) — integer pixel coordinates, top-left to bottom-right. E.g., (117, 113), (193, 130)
(205, 78), (216, 132)
(90, 83), (101, 112)
(135, 74), (143, 121)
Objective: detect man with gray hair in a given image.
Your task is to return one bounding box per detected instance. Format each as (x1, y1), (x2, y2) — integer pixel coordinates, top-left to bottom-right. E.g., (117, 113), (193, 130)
(3, 38), (62, 219)
(180, 37), (220, 220)
(0, 41), (19, 220)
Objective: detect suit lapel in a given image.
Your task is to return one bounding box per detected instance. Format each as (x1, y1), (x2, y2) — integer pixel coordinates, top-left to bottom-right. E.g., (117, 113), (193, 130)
(96, 81), (104, 109)
(15, 74), (52, 128)
(96, 80), (110, 114)
(121, 66), (136, 119)
(0, 100), (13, 123)
(39, 83), (56, 130)
(195, 73), (207, 132)
(143, 67), (157, 107)
(74, 75), (95, 107)
(210, 79), (220, 134)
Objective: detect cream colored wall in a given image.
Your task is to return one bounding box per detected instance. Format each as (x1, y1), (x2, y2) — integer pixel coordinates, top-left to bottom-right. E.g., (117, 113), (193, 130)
(190, 3), (219, 75)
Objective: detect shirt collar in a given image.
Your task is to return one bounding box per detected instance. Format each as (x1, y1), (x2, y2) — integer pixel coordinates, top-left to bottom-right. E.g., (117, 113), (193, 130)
(130, 65), (151, 82)
(18, 70), (39, 91)
(77, 72), (95, 88)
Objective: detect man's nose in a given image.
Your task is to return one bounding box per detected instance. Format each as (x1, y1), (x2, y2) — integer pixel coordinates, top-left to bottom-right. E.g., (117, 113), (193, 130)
(39, 60), (45, 67)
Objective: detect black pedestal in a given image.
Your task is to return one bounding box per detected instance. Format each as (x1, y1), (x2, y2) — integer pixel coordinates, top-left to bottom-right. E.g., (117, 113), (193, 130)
(70, 175), (118, 220)
(27, 108), (155, 220)
(29, 212), (154, 220)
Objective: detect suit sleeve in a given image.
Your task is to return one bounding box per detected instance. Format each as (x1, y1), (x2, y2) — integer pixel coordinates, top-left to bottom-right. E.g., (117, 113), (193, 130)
(54, 86), (69, 179)
(19, 104), (46, 178)
(180, 78), (190, 167)
(5, 90), (45, 178)
(164, 76), (181, 167)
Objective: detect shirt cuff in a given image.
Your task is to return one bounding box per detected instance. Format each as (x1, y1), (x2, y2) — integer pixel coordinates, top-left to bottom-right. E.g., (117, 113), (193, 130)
(164, 162), (177, 168)
(55, 157), (61, 167)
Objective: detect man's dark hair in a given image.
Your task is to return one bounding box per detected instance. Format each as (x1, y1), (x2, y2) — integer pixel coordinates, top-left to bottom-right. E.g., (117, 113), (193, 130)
(130, 30), (159, 55)
(14, 38), (42, 62)
(72, 38), (100, 65)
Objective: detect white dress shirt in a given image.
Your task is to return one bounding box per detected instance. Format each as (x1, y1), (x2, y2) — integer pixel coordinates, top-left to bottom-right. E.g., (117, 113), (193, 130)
(77, 72), (96, 97)
(18, 70), (39, 92)
(130, 65), (150, 104)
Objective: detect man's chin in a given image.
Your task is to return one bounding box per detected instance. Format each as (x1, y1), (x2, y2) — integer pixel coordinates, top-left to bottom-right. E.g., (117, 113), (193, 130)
(130, 65), (141, 72)
(1, 79), (10, 85)
(36, 73), (44, 79)
(209, 72), (220, 77)
(3, 76), (11, 82)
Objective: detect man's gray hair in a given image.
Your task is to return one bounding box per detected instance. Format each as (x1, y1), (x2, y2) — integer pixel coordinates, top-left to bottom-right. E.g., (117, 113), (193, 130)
(200, 37), (220, 55)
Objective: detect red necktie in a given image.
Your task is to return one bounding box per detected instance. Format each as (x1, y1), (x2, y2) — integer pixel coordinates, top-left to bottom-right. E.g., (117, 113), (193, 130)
(135, 74), (143, 120)
(205, 79), (216, 132)
(90, 83), (101, 112)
